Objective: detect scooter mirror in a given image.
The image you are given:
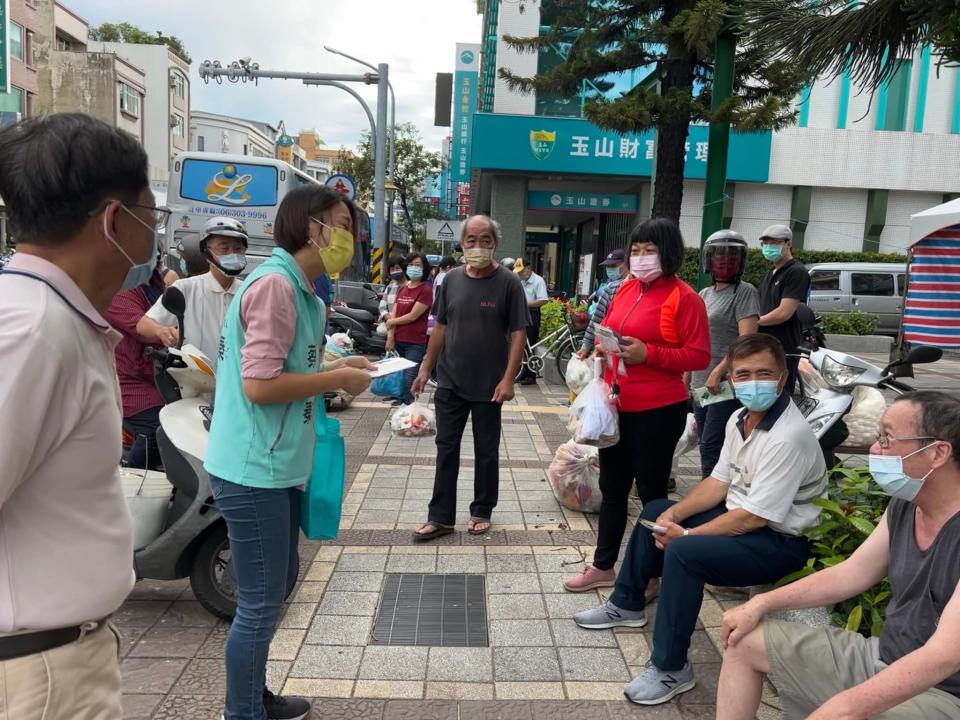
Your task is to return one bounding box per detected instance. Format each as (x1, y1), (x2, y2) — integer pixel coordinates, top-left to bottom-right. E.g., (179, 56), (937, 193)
(162, 286), (187, 317)
(905, 345), (943, 365)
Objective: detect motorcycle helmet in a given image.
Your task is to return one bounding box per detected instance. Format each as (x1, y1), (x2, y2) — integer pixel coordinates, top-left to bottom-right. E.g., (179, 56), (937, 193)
(199, 217), (249, 276)
(702, 229), (748, 283)
(171, 233), (210, 277)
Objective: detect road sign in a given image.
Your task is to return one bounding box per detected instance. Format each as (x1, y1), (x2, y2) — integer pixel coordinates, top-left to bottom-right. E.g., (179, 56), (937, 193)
(426, 219), (462, 243)
(325, 173), (357, 201)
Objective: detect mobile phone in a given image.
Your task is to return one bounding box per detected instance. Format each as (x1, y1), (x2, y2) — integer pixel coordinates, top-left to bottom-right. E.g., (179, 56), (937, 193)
(639, 519), (667, 534)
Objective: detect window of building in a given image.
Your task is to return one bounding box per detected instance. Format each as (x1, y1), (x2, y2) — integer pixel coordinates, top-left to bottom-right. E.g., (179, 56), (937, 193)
(197, 135), (205, 152)
(172, 114), (185, 137)
(118, 83), (140, 118)
(0, 86), (24, 115)
(878, 60), (911, 132)
(172, 74), (185, 98)
(810, 270), (841, 292)
(10, 22), (23, 61)
(851, 273), (894, 296)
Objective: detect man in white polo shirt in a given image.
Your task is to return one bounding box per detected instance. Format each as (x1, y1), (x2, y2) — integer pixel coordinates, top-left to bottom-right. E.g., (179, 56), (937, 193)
(137, 216), (248, 368)
(573, 332), (826, 705)
(0, 113), (156, 718)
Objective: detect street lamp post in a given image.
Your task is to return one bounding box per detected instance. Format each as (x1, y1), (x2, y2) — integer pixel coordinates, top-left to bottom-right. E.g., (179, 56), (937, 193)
(197, 58), (391, 283)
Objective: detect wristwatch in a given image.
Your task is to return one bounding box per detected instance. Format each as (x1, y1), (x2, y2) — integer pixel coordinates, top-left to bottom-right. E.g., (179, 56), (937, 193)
(682, 529), (690, 537)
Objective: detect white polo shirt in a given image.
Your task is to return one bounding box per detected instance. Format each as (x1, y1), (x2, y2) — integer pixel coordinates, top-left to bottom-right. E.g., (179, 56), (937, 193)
(146, 271), (241, 369)
(0, 254), (134, 632)
(521, 271), (548, 304)
(712, 392), (827, 536)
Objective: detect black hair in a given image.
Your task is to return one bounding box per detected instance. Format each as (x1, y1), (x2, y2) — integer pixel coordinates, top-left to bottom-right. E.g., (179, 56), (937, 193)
(274, 185), (356, 254)
(726, 333), (787, 375)
(387, 254), (407, 273)
(0, 113), (149, 246)
(628, 217), (686, 277)
(893, 391), (960, 466)
(405, 252), (432, 278)
(439, 255), (456, 270)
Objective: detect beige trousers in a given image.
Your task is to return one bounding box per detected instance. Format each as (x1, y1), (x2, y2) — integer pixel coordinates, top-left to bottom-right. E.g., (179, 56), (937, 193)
(0, 622), (122, 720)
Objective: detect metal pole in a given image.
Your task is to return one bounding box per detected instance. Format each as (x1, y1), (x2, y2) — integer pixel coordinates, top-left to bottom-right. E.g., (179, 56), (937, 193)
(302, 79), (376, 139)
(372, 63), (389, 284)
(698, 30), (735, 289)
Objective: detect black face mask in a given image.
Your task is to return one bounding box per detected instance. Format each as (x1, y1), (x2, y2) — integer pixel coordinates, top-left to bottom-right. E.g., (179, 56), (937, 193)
(389, 271), (406, 282)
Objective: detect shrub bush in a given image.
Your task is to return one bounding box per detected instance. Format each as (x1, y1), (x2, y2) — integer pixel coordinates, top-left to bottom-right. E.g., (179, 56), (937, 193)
(776, 465), (891, 637)
(823, 310), (879, 336)
(539, 298), (587, 341)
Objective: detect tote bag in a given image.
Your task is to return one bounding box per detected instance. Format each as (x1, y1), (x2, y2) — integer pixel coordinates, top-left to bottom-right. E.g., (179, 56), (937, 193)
(299, 404), (345, 540)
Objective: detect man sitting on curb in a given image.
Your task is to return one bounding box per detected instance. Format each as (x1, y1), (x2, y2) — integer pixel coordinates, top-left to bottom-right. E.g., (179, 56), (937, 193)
(717, 391), (960, 720)
(573, 333), (826, 705)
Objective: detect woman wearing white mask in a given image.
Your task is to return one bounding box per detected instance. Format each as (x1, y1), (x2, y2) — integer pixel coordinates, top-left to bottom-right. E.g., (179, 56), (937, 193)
(564, 218), (711, 593)
(386, 252), (434, 406)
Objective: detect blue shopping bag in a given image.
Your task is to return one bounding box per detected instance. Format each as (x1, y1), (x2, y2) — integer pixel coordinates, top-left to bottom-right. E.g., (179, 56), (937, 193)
(369, 352), (404, 397)
(299, 405), (345, 541)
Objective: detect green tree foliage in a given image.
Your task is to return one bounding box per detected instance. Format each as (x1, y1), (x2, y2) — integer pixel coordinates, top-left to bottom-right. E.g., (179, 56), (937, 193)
(89, 22), (192, 64)
(498, 0), (812, 222)
(744, 0), (960, 92)
(333, 123), (442, 249)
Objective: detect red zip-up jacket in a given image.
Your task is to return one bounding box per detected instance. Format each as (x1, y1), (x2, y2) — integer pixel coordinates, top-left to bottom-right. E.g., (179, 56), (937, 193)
(600, 274), (710, 412)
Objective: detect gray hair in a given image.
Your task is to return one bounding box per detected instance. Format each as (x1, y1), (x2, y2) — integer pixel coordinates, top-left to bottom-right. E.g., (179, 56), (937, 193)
(461, 214), (502, 245)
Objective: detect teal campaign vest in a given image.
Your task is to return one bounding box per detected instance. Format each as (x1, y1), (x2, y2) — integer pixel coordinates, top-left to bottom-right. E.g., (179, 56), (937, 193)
(204, 248), (325, 488)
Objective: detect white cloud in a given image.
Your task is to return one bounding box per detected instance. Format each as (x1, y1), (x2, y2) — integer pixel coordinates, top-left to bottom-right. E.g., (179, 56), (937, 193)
(64, 0), (482, 152)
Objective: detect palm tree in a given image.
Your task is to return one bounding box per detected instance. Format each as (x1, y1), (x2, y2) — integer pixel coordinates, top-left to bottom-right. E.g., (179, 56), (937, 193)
(743, 0), (960, 91)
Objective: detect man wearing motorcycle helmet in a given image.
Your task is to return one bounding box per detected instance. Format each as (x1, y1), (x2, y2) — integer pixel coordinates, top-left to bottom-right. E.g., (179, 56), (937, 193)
(687, 230), (760, 478)
(136, 216), (248, 369)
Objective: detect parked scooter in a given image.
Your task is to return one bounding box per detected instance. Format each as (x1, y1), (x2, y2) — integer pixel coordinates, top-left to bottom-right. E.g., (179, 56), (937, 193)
(328, 303), (387, 356)
(797, 338), (942, 468)
(122, 287), (293, 620)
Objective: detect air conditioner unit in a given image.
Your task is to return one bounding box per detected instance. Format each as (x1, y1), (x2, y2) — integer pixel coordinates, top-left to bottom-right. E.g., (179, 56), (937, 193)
(169, 75), (178, 89)
(169, 115), (179, 128)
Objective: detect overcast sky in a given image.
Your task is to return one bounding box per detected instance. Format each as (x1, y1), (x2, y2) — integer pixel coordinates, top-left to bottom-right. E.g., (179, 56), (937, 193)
(65, 0), (483, 153)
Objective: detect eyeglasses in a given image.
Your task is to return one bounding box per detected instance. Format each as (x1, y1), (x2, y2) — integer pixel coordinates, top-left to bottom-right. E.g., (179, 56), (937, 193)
(127, 205), (173, 230)
(874, 432), (937, 449)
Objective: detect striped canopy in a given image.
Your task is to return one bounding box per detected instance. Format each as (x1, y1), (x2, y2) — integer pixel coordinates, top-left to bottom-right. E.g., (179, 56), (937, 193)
(906, 200), (960, 350)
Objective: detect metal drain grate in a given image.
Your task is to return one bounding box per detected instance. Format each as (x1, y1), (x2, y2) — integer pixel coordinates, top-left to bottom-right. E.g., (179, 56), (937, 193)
(372, 573), (488, 647)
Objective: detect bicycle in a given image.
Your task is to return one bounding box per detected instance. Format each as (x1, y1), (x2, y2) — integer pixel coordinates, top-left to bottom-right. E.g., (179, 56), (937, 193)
(516, 304), (587, 383)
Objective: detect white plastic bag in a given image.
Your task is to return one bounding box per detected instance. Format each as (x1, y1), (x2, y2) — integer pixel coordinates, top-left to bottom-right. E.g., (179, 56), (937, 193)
(844, 387), (886, 446)
(670, 413), (699, 480)
(567, 378), (619, 448)
(390, 402), (437, 438)
(565, 356), (592, 395)
(548, 441), (602, 513)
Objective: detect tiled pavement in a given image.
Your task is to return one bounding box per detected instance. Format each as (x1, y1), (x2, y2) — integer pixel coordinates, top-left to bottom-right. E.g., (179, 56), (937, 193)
(120, 382), (793, 719)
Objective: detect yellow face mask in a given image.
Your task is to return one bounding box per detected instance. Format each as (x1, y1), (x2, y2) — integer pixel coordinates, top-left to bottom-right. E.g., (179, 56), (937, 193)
(463, 247), (493, 269)
(309, 217), (355, 275)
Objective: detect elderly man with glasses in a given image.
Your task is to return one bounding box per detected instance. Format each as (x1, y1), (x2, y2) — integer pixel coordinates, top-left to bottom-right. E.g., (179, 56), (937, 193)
(410, 214), (530, 540)
(718, 390), (960, 720)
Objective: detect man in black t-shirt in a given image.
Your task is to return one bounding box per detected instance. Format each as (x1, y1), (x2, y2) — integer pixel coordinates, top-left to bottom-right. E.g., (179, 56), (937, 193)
(410, 215), (530, 541)
(757, 224), (810, 394)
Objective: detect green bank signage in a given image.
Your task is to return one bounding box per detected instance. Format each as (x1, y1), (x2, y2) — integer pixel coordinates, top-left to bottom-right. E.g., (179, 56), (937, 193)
(472, 113), (772, 182)
(528, 191), (637, 214)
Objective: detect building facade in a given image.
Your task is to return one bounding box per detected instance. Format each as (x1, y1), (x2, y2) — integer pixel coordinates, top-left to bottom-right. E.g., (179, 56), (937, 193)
(465, 0), (960, 294)
(1, 0), (41, 123)
(189, 111), (277, 158)
(86, 40), (190, 182)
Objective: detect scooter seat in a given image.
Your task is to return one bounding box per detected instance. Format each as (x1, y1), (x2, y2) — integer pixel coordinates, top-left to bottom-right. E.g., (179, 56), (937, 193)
(336, 306), (375, 323)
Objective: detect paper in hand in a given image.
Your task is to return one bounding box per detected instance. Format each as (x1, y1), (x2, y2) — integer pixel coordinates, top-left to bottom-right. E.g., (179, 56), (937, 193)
(692, 381), (735, 406)
(368, 357), (417, 378)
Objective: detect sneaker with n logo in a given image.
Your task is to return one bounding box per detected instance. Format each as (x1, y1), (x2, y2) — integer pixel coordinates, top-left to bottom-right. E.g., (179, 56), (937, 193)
(573, 599), (647, 630)
(624, 660), (696, 705)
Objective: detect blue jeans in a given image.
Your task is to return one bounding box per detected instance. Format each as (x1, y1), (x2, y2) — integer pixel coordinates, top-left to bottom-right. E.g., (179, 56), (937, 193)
(693, 398), (741, 479)
(124, 405), (163, 469)
(609, 498), (810, 671)
(212, 477), (300, 720)
(394, 341), (426, 405)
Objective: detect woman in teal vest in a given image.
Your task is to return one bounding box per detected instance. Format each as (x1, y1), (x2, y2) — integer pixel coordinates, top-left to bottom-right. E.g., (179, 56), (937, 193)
(205, 186), (372, 720)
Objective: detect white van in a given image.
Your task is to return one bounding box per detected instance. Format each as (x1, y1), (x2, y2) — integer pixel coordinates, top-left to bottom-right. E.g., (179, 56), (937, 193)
(807, 262), (908, 335)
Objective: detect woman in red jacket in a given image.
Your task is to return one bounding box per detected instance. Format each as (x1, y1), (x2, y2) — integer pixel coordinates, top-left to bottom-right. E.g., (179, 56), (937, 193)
(564, 218), (710, 593)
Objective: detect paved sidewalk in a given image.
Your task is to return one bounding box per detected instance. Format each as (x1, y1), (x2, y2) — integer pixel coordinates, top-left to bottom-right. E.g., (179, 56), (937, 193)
(120, 382), (786, 720)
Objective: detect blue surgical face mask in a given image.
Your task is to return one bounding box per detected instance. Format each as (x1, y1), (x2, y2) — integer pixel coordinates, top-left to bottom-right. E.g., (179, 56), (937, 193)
(868, 445), (937, 501)
(389, 271), (406, 282)
(605, 267), (620, 281)
(213, 253), (247, 276)
(761, 243), (783, 262)
(407, 266), (424, 280)
(106, 207), (158, 291)
(734, 379), (781, 412)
